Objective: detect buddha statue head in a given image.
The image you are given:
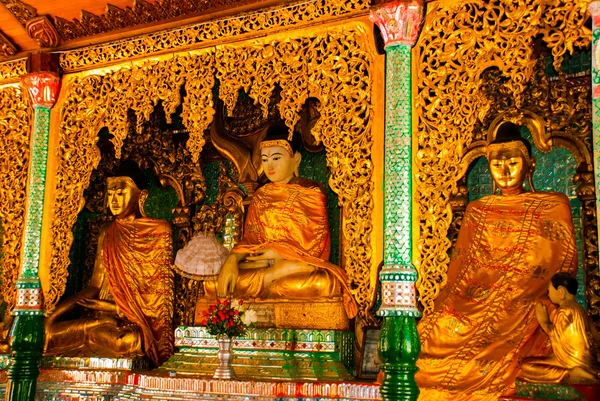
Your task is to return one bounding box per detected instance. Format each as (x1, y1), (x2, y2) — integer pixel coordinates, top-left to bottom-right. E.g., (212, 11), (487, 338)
(260, 122), (302, 184)
(106, 160), (149, 219)
(486, 122), (536, 196)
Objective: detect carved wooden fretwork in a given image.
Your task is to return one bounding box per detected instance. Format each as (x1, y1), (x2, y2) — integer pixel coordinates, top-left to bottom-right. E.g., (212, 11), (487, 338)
(53, 0), (263, 42)
(0, 31), (17, 57)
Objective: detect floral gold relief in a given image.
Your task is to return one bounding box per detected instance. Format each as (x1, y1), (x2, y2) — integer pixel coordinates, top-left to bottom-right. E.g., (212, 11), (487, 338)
(50, 21), (378, 320)
(57, 0), (369, 72)
(0, 58), (28, 84)
(414, 0), (591, 313)
(0, 85), (31, 309)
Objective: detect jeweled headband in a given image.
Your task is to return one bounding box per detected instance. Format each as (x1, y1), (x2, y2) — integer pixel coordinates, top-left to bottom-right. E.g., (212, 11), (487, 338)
(106, 176), (140, 191)
(260, 139), (294, 156)
(486, 141), (532, 164)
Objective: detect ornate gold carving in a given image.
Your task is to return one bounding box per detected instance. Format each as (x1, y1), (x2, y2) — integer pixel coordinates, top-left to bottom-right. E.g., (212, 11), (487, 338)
(0, 58), (28, 84)
(0, 85), (31, 309)
(58, 0), (369, 72)
(53, 0), (265, 42)
(414, 0), (591, 313)
(51, 23), (376, 321)
(574, 170), (600, 332)
(26, 15), (61, 48)
(0, 32), (17, 58)
(540, 0), (591, 71)
(0, 0), (37, 25)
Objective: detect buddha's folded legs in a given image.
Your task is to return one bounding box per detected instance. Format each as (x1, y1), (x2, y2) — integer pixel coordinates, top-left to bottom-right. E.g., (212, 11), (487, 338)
(203, 267), (341, 299)
(204, 268), (266, 298)
(520, 356), (569, 383)
(46, 318), (143, 358)
(266, 269), (341, 299)
(87, 323), (143, 358)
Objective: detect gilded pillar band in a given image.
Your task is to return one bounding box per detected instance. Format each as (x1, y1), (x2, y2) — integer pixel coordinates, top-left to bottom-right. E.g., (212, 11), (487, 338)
(371, 2), (423, 401)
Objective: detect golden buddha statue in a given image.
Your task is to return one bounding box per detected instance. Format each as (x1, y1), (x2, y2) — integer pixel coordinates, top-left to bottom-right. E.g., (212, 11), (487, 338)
(207, 123), (357, 319)
(520, 272), (599, 384)
(45, 161), (174, 366)
(416, 122), (578, 400)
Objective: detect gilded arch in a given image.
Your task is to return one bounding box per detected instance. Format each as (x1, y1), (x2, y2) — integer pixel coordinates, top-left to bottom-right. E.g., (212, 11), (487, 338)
(414, 0), (592, 313)
(46, 22), (380, 322)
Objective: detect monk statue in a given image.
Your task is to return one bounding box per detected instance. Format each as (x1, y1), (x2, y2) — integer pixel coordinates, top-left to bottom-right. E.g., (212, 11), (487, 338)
(416, 121), (578, 400)
(209, 123), (357, 319)
(45, 161), (174, 366)
(520, 272), (599, 383)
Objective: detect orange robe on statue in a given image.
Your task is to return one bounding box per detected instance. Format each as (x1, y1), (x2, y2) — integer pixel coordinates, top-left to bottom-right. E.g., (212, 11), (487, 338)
(103, 218), (174, 365)
(416, 192), (577, 401)
(231, 178), (357, 318)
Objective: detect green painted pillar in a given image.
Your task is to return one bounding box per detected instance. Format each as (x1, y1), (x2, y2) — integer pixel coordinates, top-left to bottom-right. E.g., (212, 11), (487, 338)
(6, 73), (60, 401)
(370, 3), (424, 401)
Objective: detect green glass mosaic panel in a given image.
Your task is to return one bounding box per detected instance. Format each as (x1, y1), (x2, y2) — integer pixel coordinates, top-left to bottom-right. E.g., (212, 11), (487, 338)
(20, 107), (51, 282)
(203, 161), (221, 206)
(383, 44), (412, 266)
(467, 130), (586, 307)
(143, 171), (179, 221)
(299, 147), (340, 266)
(546, 50), (591, 77)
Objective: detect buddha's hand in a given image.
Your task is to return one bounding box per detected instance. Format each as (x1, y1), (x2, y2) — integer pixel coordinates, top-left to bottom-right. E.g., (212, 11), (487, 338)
(77, 298), (117, 313)
(245, 248), (283, 262)
(217, 254), (241, 297)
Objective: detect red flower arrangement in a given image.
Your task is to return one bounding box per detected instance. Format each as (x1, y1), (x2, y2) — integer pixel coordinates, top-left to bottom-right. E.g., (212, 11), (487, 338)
(200, 298), (253, 338)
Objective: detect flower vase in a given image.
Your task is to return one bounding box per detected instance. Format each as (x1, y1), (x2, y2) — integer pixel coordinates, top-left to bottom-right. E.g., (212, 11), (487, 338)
(213, 336), (235, 379)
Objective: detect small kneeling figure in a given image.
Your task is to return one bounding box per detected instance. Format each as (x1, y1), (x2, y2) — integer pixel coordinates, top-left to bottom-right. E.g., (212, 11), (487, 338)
(520, 272), (600, 383)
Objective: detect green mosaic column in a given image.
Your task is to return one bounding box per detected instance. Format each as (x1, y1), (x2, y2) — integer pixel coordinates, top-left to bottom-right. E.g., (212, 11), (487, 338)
(589, 2), (600, 259)
(370, 3), (423, 401)
(6, 73), (61, 401)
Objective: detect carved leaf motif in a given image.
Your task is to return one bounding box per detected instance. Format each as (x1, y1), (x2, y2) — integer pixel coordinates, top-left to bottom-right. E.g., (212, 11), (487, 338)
(0, 86), (31, 309)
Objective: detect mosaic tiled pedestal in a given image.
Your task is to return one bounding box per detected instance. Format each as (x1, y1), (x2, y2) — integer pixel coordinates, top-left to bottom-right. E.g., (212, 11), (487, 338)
(160, 327), (355, 382)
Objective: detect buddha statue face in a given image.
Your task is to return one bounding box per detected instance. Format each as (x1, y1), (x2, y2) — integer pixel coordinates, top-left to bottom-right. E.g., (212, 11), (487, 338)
(260, 142), (301, 184)
(106, 177), (141, 218)
(487, 142), (532, 195)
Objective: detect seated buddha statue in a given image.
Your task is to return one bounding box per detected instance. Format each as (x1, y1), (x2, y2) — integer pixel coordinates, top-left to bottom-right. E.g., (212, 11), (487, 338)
(207, 123), (357, 319)
(45, 161), (174, 366)
(520, 272), (599, 383)
(416, 121), (578, 400)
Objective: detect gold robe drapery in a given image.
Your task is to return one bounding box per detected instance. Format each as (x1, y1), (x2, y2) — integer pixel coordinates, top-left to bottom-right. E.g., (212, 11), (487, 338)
(232, 179), (358, 318)
(417, 192), (578, 400)
(103, 218), (174, 365)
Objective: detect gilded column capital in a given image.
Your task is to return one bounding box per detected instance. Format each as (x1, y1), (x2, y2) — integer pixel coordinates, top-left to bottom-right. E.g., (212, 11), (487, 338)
(588, 1), (600, 18)
(21, 72), (61, 108)
(370, 1), (424, 49)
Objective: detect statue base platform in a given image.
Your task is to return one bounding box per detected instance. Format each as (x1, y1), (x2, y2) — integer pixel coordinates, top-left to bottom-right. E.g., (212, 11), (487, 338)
(160, 326), (354, 382)
(498, 380), (600, 401)
(194, 297), (350, 330)
(0, 369), (380, 400)
(40, 355), (152, 370)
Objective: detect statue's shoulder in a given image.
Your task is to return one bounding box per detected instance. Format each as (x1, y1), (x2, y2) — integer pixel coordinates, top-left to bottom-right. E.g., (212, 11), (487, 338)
(136, 217), (172, 233)
(290, 177), (325, 193)
(528, 191), (570, 203)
